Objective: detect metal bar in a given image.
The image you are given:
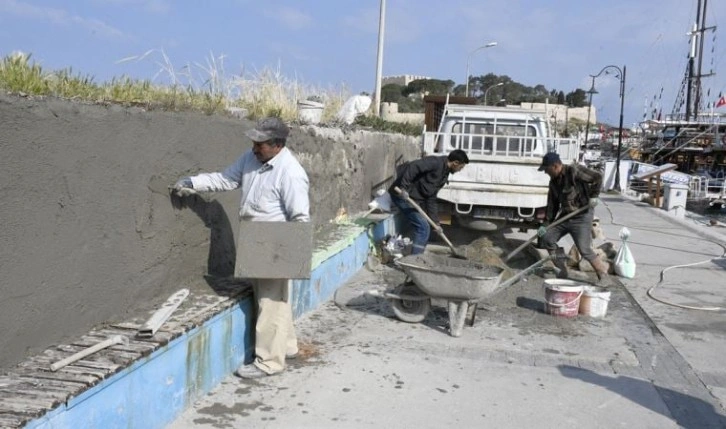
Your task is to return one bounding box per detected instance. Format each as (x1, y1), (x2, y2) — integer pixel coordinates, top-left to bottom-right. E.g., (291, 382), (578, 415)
(137, 288), (189, 338)
(50, 335), (128, 372)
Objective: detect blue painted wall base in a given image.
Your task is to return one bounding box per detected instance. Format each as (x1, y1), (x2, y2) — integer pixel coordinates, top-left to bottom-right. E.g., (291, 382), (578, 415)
(25, 215), (399, 429)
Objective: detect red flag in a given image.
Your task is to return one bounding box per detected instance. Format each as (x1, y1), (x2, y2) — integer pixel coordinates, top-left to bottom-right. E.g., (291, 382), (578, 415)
(717, 96), (726, 108)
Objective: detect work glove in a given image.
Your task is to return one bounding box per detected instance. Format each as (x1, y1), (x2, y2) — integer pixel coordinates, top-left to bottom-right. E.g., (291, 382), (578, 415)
(171, 177), (195, 197)
(398, 189), (410, 201)
(433, 224), (444, 235)
(589, 197), (599, 208)
(537, 225), (547, 237)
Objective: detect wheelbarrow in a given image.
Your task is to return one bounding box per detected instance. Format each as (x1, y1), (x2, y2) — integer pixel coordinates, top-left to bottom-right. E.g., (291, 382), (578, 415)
(366, 253), (553, 337)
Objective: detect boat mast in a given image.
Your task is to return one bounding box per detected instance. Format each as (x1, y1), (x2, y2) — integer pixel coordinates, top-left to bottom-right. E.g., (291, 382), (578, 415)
(693, 0), (709, 120)
(686, 20), (697, 122)
(687, 0), (715, 121)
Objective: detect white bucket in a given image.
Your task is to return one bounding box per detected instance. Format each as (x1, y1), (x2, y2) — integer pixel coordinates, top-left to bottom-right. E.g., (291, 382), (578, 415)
(297, 100), (324, 124)
(579, 286), (611, 318)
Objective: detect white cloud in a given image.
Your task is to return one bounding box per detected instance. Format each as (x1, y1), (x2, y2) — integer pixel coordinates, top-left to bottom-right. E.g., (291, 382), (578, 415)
(90, 0), (171, 14)
(0, 0), (129, 39)
(265, 6), (313, 31)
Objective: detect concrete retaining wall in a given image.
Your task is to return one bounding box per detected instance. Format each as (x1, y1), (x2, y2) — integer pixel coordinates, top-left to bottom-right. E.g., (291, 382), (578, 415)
(0, 93), (419, 372)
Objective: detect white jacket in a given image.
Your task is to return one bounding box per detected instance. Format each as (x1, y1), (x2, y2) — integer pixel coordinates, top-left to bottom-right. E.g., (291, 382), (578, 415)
(190, 147), (310, 222)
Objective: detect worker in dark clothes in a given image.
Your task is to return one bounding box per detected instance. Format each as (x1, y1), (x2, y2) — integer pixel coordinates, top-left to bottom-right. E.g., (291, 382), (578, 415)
(537, 152), (610, 284)
(388, 150), (469, 254)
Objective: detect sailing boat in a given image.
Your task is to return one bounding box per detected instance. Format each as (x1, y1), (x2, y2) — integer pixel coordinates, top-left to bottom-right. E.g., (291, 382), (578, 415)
(635, 0), (726, 206)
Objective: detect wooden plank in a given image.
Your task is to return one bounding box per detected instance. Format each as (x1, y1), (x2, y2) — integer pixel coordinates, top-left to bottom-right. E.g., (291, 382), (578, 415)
(0, 395), (53, 414)
(0, 386), (70, 403)
(15, 374), (88, 391)
(17, 360), (104, 383)
(11, 368), (97, 386)
(0, 414), (28, 428)
(631, 163), (677, 180)
(0, 418), (24, 428)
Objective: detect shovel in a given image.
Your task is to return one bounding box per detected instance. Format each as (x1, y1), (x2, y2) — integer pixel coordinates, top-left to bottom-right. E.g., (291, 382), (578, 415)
(393, 187), (467, 259)
(503, 204), (590, 262)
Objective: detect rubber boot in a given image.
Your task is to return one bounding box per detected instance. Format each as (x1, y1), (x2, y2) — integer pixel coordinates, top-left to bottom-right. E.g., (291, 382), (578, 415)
(589, 257), (611, 287)
(548, 248), (569, 279)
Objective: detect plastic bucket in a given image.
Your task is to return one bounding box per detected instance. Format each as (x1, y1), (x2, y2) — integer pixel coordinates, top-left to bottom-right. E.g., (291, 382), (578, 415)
(579, 286), (611, 318)
(297, 100), (324, 124)
(543, 279), (583, 318)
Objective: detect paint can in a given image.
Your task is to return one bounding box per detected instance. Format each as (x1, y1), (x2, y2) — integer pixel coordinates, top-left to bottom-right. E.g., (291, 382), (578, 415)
(579, 286), (611, 318)
(543, 279), (583, 318)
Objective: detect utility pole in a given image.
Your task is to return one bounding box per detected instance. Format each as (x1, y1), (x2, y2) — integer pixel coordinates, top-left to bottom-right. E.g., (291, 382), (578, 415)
(373, 0), (386, 116)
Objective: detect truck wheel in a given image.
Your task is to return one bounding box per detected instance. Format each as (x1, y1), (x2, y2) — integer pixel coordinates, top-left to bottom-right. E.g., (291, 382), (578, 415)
(390, 283), (431, 323)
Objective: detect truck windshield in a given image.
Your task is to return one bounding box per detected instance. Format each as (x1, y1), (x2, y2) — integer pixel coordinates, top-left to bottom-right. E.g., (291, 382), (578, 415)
(448, 122), (539, 156)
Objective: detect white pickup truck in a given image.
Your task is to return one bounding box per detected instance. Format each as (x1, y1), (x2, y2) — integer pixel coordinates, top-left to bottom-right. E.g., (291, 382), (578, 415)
(421, 102), (581, 231)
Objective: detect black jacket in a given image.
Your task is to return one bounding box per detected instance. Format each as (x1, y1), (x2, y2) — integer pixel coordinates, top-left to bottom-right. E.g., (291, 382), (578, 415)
(388, 156), (450, 223)
(546, 163), (602, 222)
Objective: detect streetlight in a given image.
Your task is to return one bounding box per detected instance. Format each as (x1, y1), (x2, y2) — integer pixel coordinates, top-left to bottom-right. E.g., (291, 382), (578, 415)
(551, 111), (558, 138)
(589, 65), (626, 192)
(483, 82), (503, 105)
(465, 42), (497, 97)
(373, 0), (386, 116)
(584, 77), (598, 144)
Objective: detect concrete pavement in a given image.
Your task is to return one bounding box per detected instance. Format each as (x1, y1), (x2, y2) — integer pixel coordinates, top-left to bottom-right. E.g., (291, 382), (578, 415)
(169, 195), (726, 429)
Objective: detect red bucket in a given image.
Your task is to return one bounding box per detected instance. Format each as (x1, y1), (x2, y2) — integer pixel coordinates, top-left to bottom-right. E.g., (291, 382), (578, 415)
(543, 280), (583, 318)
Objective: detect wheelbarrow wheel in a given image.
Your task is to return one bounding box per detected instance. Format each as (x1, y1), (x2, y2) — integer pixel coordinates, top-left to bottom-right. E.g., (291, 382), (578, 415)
(390, 283), (431, 323)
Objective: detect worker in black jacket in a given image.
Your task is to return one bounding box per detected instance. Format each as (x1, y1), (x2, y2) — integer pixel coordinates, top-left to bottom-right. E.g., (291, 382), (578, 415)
(536, 152), (609, 284)
(388, 150), (469, 254)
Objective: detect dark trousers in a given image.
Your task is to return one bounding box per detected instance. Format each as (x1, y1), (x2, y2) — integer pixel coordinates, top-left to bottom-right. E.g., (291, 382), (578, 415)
(541, 209), (597, 261)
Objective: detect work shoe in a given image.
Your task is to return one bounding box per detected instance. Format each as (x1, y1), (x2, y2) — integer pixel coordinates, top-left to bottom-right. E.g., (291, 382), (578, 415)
(595, 271), (612, 288)
(590, 257), (612, 287)
(286, 352), (298, 360)
(234, 364), (272, 379)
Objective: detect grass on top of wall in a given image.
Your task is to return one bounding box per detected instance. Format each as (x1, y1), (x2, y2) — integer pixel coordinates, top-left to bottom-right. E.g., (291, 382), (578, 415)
(0, 51), (422, 135)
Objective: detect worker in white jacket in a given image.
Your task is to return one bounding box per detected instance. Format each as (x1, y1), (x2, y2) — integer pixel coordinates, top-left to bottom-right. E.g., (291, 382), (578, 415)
(172, 117), (310, 379)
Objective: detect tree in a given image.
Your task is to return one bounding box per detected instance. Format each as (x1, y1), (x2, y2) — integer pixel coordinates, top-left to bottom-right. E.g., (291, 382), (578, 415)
(403, 79), (455, 97)
(381, 83), (403, 103)
(565, 88), (587, 107)
(557, 91), (565, 105)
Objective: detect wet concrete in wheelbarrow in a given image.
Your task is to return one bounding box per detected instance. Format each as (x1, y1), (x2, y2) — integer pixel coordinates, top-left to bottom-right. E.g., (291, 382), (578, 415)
(170, 222), (726, 428)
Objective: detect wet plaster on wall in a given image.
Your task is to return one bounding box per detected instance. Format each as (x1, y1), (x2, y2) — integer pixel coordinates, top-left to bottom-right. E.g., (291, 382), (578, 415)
(0, 93), (419, 371)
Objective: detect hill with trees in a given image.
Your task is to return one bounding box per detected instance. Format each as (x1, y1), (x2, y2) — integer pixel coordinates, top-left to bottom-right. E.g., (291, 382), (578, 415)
(382, 73), (588, 113)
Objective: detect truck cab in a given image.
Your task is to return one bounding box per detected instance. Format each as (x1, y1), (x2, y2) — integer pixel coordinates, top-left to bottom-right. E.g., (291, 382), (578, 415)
(421, 101), (580, 231)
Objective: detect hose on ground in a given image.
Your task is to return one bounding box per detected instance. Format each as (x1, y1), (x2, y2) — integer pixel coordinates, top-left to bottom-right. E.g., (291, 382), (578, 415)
(601, 198), (726, 311)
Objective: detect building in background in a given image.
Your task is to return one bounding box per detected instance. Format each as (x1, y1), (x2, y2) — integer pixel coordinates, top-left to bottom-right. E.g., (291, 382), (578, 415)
(382, 75), (431, 87)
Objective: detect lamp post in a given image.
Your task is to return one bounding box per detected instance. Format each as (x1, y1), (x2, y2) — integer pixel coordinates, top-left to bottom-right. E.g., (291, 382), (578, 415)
(483, 82), (503, 105)
(584, 76), (598, 145)
(589, 65), (626, 192)
(465, 42), (497, 97)
(373, 0), (386, 116)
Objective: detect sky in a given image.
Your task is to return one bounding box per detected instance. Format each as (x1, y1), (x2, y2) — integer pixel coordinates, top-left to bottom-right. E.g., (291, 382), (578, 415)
(1, 0), (725, 128)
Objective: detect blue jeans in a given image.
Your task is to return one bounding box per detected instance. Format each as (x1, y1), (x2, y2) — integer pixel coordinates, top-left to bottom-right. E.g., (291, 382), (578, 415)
(391, 195), (430, 255)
